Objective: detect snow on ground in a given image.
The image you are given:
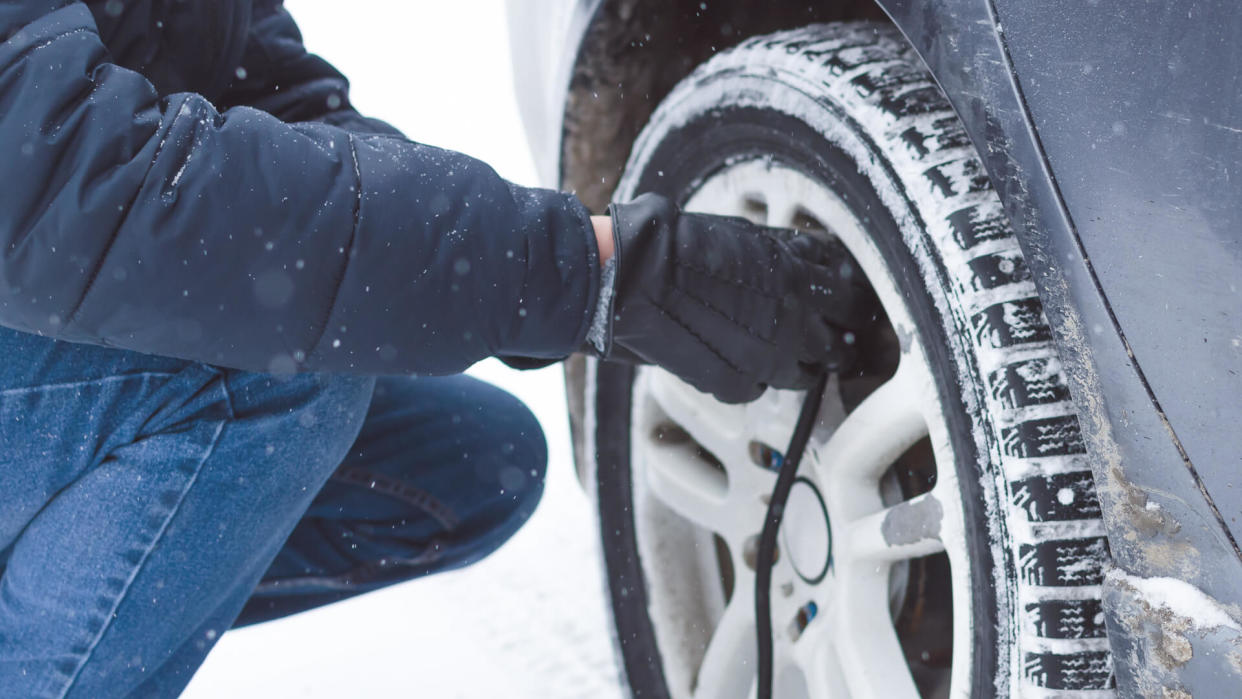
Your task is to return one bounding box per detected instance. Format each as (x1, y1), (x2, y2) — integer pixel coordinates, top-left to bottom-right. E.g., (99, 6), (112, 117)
(184, 3), (625, 697)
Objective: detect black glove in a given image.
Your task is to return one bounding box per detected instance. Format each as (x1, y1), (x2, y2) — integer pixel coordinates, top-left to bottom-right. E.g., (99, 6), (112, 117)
(593, 193), (875, 404)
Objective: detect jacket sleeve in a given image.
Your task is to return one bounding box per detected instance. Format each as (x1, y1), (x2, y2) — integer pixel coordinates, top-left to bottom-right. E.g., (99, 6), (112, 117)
(0, 2), (599, 376)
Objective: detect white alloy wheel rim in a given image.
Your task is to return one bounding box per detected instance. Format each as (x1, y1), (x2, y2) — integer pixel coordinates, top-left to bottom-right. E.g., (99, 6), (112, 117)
(629, 160), (974, 699)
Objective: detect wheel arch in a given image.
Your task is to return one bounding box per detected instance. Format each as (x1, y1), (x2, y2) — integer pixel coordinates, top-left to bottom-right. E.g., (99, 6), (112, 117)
(559, 0), (888, 211)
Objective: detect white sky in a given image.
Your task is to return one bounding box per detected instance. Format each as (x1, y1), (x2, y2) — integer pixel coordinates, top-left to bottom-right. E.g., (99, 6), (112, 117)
(287, 0), (541, 186)
(184, 2), (623, 697)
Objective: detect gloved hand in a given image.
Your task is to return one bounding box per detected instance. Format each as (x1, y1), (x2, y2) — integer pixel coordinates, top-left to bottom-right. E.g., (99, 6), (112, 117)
(590, 193), (875, 404)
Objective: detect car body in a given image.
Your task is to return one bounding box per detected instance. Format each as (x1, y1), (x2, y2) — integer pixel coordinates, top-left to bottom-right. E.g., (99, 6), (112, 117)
(507, 1), (1242, 694)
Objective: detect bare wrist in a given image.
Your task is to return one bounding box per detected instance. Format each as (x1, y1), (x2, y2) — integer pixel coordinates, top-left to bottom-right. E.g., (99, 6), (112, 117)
(591, 215), (615, 264)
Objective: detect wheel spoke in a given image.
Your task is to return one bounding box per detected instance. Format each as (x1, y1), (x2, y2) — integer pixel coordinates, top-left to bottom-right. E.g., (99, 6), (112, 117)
(685, 167), (761, 221)
(836, 571), (921, 698)
(763, 188), (799, 230)
(793, 619), (850, 698)
(813, 363), (929, 504)
(639, 369), (781, 541)
(643, 444), (733, 535)
(694, 595), (757, 699)
(845, 491), (946, 563)
(645, 369), (751, 474)
(741, 388), (806, 462)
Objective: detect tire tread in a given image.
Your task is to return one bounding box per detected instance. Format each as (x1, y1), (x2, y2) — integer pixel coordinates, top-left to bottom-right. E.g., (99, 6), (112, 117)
(710, 23), (1115, 693)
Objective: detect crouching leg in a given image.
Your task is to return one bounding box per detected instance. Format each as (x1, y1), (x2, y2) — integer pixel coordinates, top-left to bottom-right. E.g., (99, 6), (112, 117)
(235, 373), (549, 626)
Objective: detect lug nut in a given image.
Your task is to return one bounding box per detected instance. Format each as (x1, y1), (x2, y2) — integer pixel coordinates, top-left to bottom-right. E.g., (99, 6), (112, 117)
(750, 441), (784, 470)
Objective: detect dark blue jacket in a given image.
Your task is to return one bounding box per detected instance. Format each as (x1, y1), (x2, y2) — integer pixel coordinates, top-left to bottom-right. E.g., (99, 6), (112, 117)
(0, 0), (601, 375)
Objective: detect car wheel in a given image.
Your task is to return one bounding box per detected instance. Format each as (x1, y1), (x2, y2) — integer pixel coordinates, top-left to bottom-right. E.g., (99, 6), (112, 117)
(586, 22), (1115, 698)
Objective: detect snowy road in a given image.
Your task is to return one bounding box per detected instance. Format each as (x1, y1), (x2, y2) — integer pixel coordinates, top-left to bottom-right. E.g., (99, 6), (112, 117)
(185, 3), (626, 697)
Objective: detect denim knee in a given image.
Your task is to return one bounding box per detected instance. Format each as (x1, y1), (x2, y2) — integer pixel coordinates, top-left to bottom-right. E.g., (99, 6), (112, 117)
(440, 382), (548, 566)
(215, 370), (376, 492)
(484, 394), (548, 531)
(285, 375), (547, 577)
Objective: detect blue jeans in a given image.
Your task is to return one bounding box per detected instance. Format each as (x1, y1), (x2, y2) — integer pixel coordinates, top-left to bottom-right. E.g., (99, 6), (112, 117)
(0, 328), (548, 698)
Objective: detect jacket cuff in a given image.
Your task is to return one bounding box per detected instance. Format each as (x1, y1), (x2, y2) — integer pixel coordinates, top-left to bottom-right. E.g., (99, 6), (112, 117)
(584, 254), (617, 356)
(497, 185), (601, 360)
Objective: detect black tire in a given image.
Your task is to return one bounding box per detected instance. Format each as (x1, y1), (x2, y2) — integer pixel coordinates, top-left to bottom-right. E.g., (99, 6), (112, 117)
(587, 23), (1114, 697)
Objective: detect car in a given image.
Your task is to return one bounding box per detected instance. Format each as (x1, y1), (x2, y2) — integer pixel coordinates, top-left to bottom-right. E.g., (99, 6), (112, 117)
(507, 2), (1242, 697)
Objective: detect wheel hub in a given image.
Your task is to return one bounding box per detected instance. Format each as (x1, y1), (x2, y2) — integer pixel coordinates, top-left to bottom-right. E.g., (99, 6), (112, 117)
(780, 478), (832, 584)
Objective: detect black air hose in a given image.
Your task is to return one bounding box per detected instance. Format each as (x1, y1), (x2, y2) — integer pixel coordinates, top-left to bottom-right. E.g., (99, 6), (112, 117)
(756, 372), (829, 699)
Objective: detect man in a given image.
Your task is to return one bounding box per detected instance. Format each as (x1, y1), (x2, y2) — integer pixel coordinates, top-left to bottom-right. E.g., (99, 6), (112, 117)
(0, 1), (869, 695)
